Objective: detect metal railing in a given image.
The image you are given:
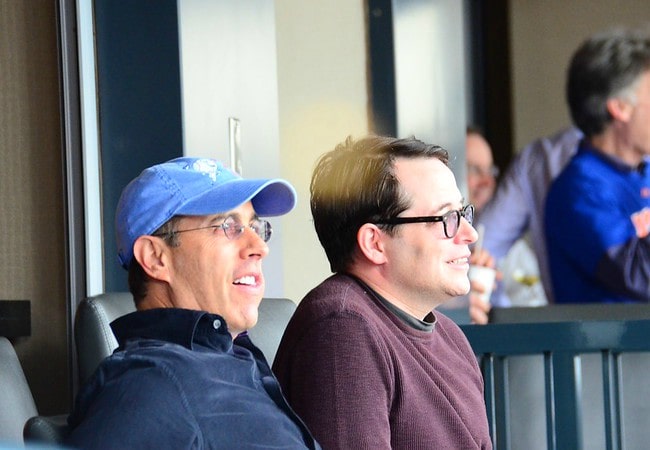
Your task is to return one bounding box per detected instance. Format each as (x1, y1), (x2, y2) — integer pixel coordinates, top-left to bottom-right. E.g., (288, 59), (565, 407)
(461, 319), (650, 450)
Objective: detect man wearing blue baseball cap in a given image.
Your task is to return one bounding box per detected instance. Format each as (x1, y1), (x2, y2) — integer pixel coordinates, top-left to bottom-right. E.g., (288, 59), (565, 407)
(65, 157), (320, 449)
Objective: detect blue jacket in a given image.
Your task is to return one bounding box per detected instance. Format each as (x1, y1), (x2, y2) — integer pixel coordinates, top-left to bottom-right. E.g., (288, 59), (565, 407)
(545, 141), (650, 303)
(66, 308), (319, 449)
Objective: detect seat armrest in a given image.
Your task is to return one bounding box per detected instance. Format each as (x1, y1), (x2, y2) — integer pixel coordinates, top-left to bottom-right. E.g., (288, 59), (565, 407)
(24, 414), (70, 445)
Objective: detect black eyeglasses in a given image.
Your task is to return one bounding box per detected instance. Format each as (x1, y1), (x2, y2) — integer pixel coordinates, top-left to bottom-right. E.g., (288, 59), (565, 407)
(374, 204), (474, 239)
(154, 215), (273, 242)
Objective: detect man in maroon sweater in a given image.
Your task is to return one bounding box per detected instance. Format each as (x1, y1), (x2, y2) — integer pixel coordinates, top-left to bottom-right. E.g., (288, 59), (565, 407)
(273, 136), (492, 449)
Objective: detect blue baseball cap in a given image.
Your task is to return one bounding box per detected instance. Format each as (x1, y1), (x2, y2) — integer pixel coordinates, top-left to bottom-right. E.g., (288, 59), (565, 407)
(115, 157), (297, 269)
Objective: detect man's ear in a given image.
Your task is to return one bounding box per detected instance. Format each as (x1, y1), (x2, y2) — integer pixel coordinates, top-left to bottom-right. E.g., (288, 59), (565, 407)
(606, 97), (634, 122)
(356, 223), (388, 265)
(132, 236), (172, 282)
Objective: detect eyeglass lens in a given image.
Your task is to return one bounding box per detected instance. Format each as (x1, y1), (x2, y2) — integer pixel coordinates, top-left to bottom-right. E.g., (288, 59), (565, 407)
(443, 205), (474, 238)
(468, 164), (500, 178)
(252, 219), (272, 242)
(223, 216), (272, 242)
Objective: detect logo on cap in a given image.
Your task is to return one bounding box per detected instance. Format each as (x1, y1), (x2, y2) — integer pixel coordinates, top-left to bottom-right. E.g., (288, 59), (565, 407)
(190, 159), (221, 182)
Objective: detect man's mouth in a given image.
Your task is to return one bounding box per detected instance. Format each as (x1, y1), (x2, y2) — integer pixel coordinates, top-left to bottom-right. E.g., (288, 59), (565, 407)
(234, 275), (256, 286)
(449, 257), (469, 265)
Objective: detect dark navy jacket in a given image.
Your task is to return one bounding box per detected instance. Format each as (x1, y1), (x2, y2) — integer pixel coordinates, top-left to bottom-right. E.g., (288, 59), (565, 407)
(65, 308), (319, 449)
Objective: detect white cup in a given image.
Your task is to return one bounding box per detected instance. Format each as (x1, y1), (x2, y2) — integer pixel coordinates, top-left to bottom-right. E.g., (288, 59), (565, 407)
(468, 265), (496, 304)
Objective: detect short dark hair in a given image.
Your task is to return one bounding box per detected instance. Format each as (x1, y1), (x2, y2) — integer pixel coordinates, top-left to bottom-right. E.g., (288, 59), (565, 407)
(567, 27), (650, 137)
(310, 135), (449, 273)
(466, 125), (484, 137)
(127, 216), (182, 305)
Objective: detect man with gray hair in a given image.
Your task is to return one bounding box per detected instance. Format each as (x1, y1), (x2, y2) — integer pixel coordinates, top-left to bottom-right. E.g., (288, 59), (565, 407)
(546, 27), (650, 303)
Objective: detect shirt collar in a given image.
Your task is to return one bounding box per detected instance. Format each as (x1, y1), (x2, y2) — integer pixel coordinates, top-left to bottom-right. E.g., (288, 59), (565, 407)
(348, 274), (436, 332)
(580, 139), (650, 173)
(111, 308), (233, 352)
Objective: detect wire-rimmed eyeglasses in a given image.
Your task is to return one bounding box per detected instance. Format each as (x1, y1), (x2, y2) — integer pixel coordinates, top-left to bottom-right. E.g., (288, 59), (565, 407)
(467, 164), (500, 179)
(153, 215), (273, 242)
(373, 204), (474, 239)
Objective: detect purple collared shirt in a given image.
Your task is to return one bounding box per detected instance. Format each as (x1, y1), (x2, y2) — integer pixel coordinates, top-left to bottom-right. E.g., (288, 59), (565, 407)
(476, 127), (583, 304)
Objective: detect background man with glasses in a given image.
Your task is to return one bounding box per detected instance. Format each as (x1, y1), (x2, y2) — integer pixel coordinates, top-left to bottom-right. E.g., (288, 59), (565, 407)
(65, 157), (320, 449)
(466, 126), (548, 308)
(273, 136), (492, 449)
(466, 126), (500, 213)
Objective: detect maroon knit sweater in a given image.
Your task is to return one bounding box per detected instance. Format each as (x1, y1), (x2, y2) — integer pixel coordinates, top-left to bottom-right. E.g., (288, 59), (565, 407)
(273, 273), (492, 450)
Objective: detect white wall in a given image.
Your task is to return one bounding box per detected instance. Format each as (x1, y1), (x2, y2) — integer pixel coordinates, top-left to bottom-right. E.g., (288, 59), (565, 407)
(392, 0), (467, 196)
(275, 0), (369, 302)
